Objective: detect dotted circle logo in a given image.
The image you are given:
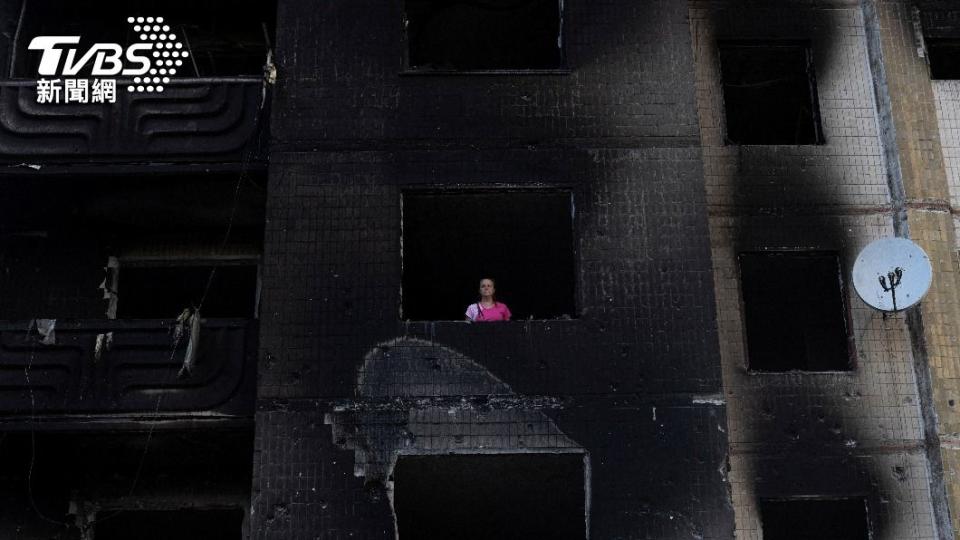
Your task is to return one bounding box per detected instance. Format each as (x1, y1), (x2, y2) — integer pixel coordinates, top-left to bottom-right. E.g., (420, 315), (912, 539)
(125, 16), (188, 93)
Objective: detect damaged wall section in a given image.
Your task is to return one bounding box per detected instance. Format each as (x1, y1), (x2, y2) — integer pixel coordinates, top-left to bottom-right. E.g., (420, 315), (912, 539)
(254, 1), (734, 537)
(691, 1), (942, 538)
(393, 453), (586, 540)
(325, 338), (588, 538)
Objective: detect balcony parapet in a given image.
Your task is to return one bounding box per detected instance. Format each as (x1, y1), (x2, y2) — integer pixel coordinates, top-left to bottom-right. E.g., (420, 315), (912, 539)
(0, 78), (267, 162)
(0, 318), (256, 420)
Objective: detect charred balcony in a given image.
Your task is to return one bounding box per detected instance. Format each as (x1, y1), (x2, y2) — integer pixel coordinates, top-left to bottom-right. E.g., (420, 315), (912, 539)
(0, 0), (275, 163)
(0, 317), (257, 421)
(0, 79), (268, 162)
(0, 174), (264, 425)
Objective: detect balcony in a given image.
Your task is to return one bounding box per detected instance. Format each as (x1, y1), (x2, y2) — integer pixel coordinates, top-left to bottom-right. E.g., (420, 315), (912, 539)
(0, 78), (267, 162)
(0, 318), (256, 422)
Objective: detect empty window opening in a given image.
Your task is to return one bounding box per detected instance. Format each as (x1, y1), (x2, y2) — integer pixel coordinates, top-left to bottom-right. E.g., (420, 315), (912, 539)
(0, 174), (264, 320)
(760, 498), (869, 540)
(402, 190), (576, 321)
(927, 39), (960, 80)
(718, 41), (823, 145)
(13, 0), (276, 77)
(404, 0), (563, 71)
(739, 252), (850, 371)
(115, 262), (258, 319)
(95, 508), (244, 540)
(0, 431), (253, 539)
(393, 453), (586, 540)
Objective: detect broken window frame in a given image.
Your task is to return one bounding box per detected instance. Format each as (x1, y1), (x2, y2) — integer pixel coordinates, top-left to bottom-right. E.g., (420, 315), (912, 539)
(108, 255), (261, 320)
(399, 186), (580, 322)
(399, 0), (569, 74)
(717, 40), (825, 146)
(390, 449), (590, 540)
(737, 249), (855, 373)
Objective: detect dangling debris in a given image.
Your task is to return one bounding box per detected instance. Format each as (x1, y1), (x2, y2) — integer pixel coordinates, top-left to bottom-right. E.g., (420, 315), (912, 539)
(173, 308), (192, 345)
(264, 49), (277, 86)
(100, 257), (119, 319)
(33, 318), (57, 345)
(178, 309), (201, 379)
(93, 332), (113, 362)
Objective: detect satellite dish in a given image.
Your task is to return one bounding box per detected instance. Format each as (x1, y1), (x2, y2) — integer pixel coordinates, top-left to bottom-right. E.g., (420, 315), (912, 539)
(852, 237), (932, 312)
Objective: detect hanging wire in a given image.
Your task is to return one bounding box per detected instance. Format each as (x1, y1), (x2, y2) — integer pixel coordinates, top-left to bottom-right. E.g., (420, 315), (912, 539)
(23, 326), (71, 527)
(90, 80), (268, 526)
(6, 0), (27, 78)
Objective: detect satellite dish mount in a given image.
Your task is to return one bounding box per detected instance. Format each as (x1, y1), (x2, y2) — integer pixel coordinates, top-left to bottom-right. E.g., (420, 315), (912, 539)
(878, 267), (903, 311)
(853, 238), (932, 313)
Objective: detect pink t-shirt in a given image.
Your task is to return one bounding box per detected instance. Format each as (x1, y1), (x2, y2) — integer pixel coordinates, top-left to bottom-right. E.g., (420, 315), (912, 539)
(465, 302), (511, 322)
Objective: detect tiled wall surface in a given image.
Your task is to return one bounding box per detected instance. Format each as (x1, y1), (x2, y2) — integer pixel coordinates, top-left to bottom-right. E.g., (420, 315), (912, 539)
(255, 1), (735, 538)
(691, 1), (939, 538)
(933, 80), (960, 245)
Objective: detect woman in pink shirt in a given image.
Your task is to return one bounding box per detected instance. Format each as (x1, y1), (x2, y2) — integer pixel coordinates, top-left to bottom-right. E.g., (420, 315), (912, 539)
(465, 278), (512, 322)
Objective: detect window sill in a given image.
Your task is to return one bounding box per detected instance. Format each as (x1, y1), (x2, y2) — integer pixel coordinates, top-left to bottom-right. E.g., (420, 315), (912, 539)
(745, 368), (855, 375)
(400, 318), (579, 324)
(723, 141), (827, 147)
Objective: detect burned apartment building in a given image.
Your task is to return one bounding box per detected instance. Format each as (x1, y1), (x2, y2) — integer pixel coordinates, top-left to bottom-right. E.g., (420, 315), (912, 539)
(2, 0), (960, 539)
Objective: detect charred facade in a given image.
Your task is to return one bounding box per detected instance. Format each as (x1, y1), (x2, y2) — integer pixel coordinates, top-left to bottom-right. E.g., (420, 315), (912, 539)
(1, 1), (960, 539)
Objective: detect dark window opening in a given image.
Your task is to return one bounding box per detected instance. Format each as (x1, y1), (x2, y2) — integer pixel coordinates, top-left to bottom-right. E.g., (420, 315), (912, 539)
(394, 453), (585, 540)
(405, 0), (563, 71)
(14, 0), (276, 77)
(928, 39), (960, 80)
(116, 263), (258, 319)
(0, 174), (265, 320)
(739, 252), (850, 371)
(402, 190), (576, 321)
(760, 498), (869, 540)
(718, 41), (823, 145)
(0, 431), (253, 539)
(95, 509), (244, 540)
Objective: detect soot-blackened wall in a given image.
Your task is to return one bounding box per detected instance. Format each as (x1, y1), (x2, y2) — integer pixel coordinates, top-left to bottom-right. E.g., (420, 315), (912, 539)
(692, 1), (941, 538)
(254, 0), (733, 538)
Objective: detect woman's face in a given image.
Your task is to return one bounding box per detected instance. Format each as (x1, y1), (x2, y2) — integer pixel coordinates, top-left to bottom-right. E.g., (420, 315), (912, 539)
(479, 279), (495, 298)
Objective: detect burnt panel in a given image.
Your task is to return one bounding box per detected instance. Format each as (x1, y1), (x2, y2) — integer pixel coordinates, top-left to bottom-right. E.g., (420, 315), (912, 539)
(0, 319), (256, 415)
(760, 498), (869, 540)
(739, 252), (850, 371)
(0, 81), (267, 160)
(718, 42), (823, 145)
(927, 39), (960, 80)
(255, 1), (732, 536)
(393, 453), (585, 540)
(95, 509), (243, 540)
(268, 1), (703, 143)
(402, 190), (575, 321)
(117, 264), (258, 319)
(405, 0), (563, 71)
